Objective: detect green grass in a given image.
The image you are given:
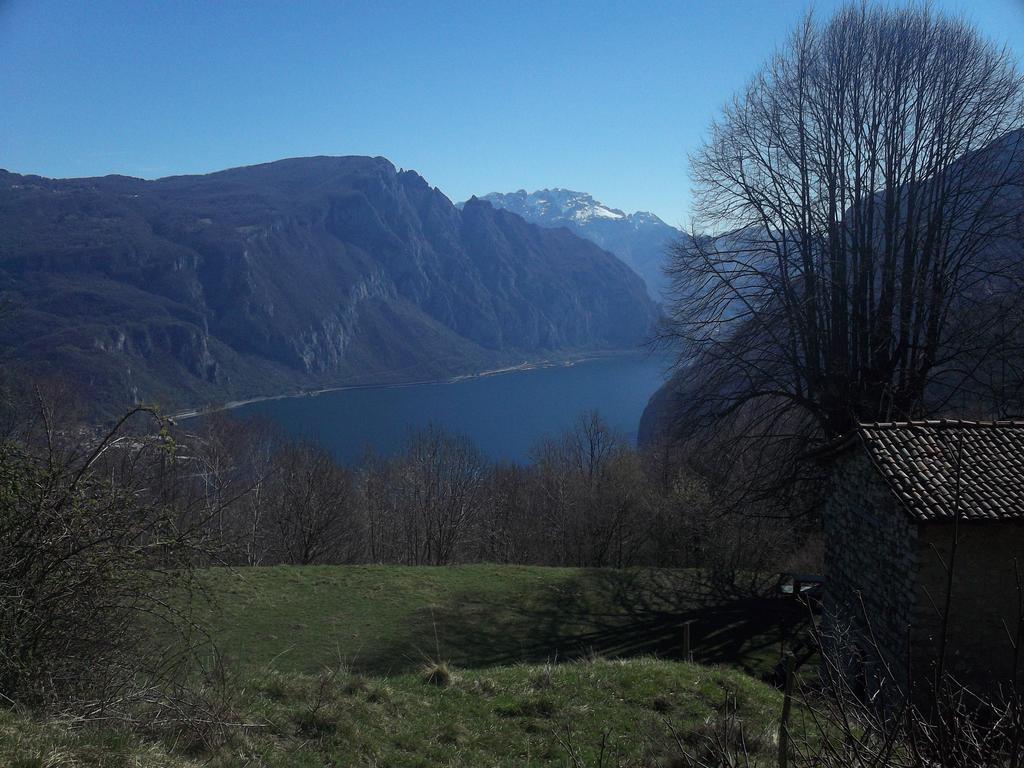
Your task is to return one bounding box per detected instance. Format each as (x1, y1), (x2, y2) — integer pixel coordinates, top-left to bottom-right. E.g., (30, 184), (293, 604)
(195, 564), (813, 680)
(1, 658), (798, 767)
(2, 565), (818, 766)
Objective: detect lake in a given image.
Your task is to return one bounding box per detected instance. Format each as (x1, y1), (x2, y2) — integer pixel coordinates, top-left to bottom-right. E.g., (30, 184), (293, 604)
(225, 352), (672, 464)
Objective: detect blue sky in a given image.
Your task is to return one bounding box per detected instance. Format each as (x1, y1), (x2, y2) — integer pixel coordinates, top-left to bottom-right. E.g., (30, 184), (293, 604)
(2, 0), (1023, 224)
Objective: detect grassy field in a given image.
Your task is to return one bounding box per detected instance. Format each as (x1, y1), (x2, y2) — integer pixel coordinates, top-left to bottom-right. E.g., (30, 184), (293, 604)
(2, 658), (799, 767)
(3, 565), (817, 766)
(195, 564), (813, 680)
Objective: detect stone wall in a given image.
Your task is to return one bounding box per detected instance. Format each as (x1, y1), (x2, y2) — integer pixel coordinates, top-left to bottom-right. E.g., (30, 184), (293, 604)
(823, 450), (920, 686)
(914, 521), (1024, 689)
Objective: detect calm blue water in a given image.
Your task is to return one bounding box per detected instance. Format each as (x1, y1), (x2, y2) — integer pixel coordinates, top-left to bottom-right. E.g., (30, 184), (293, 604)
(228, 353), (671, 464)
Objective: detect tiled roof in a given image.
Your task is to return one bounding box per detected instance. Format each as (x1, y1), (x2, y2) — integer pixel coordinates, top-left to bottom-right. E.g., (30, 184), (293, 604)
(856, 420), (1024, 522)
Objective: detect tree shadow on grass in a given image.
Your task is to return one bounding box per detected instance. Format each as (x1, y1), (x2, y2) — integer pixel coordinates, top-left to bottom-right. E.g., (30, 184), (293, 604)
(359, 568), (813, 681)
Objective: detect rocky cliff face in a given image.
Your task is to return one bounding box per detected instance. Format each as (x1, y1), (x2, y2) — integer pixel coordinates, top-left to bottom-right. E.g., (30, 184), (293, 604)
(0, 157), (659, 415)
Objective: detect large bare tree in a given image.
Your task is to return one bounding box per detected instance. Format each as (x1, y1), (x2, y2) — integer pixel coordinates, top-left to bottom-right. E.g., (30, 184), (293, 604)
(665, 2), (1024, 455)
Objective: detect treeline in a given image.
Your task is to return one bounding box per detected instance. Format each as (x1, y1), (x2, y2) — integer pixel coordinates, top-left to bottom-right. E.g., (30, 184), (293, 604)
(189, 410), (811, 577)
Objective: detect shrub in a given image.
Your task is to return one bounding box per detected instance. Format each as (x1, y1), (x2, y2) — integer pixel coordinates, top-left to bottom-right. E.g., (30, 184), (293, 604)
(0, 404), (208, 710)
(420, 661), (452, 687)
(530, 663), (555, 691)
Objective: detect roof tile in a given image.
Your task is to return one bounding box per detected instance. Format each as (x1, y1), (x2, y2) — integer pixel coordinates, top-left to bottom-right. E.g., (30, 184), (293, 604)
(857, 420), (1024, 522)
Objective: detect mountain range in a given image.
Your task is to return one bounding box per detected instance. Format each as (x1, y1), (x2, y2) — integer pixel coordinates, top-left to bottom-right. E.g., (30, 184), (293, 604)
(468, 189), (685, 301)
(0, 158), (659, 417)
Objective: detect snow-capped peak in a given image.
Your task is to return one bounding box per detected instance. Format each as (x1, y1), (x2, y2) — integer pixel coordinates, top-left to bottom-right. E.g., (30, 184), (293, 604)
(478, 188), (635, 225)
(469, 188), (683, 303)
(573, 201), (626, 221)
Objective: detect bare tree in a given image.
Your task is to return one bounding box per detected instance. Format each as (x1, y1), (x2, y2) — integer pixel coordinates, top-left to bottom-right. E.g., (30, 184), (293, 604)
(476, 462), (539, 564)
(664, 3), (1024, 457)
(356, 448), (403, 563)
(192, 415), (282, 565)
(268, 439), (354, 565)
(391, 426), (487, 565)
(532, 412), (650, 567)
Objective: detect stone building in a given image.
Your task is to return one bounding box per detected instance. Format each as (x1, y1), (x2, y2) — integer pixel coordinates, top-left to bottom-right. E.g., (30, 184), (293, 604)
(822, 420), (1024, 694)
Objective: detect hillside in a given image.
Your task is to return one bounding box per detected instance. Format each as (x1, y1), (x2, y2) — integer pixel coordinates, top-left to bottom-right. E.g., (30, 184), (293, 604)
(196, 565), (810, 678)
(1, 658), (791, 767)
(472, 189), (686, 301)
(2, 565), (809, 766)
(0, 159), (659, 416)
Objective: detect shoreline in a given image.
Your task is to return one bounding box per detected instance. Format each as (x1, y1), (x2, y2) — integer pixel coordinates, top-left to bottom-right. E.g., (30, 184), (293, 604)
(169, 349), (647, 422)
